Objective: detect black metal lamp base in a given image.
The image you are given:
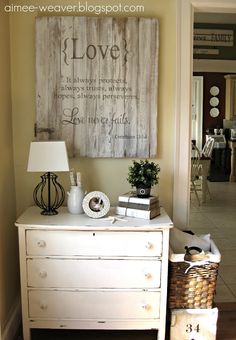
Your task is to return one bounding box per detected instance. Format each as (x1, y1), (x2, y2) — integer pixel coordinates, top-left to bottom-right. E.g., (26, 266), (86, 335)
(41, 209), (58, 216)
(33, 172), (65, 216)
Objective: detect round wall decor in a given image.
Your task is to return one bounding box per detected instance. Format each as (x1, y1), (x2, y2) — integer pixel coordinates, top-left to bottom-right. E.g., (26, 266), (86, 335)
(209, 97), (219, 107)
(210, 108), (220, 118)
(210, 86), (220, 96)
(82, 191), (110, 218)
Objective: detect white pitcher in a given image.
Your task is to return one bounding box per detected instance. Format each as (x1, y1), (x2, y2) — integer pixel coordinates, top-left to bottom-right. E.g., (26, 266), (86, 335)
(67, 185), (84, 214)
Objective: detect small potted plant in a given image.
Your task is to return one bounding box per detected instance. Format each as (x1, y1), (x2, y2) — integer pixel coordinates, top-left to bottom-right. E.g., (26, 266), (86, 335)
(127, 159), (160, 198)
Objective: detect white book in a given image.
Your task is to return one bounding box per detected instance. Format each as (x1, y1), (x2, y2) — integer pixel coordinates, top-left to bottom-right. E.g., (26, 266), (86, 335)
(118, 192), (159, 205)
(118, 201), (159, 211)
(116, 206), (160, 220)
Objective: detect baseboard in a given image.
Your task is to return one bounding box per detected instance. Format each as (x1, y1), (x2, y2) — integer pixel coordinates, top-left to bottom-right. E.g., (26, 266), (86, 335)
(2, 296), (21, 340)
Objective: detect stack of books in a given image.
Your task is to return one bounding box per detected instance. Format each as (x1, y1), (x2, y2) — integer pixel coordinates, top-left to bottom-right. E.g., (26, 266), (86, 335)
(116, 192), (160, 219)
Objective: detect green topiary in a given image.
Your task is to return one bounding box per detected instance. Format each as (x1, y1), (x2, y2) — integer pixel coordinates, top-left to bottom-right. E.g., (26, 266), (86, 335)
(127, 159), (160, 188)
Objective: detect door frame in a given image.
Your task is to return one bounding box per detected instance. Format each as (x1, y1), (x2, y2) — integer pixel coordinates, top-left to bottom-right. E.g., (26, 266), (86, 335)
(173, 0), (236, 229)
(192, 76), (203, 151)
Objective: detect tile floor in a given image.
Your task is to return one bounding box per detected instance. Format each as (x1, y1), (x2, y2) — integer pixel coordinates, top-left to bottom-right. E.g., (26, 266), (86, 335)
(190, 180), (236, 303)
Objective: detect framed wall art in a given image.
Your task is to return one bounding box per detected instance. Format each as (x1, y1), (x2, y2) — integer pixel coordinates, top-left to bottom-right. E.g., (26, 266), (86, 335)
(35, 16), (159, 157)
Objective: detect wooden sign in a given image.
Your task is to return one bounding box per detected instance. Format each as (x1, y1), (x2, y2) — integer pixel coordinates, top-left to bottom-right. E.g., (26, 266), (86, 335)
(36, 17), (159, 157)
(194, 29), (234, 46)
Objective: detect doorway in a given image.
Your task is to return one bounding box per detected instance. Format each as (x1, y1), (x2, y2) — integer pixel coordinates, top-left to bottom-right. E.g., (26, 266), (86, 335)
(173, 0), (236, 229)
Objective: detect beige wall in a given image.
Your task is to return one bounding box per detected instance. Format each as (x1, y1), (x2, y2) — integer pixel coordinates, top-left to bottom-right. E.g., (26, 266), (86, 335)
(0, 0), (19, 332)
(10, 0), (176, 218)
(0, 0), (176, 334)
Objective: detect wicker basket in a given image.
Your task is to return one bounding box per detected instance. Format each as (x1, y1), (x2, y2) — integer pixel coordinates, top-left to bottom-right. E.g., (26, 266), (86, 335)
(168, 241), (221, 309)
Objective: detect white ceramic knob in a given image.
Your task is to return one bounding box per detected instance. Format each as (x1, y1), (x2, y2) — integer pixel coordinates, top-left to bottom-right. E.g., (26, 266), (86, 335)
(145, 242), (153, 249)
(141, 304), (150, 310)
(37, 240), (46, 248)
(145, 273), (152, 279)
(39, 271), (47, 278)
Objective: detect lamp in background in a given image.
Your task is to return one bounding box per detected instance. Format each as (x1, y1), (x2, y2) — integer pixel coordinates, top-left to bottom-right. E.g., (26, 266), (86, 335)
(27, 141), (69, 215)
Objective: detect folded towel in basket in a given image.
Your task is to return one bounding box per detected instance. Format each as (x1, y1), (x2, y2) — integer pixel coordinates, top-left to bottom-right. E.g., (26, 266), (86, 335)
(170, 227), (211, 254)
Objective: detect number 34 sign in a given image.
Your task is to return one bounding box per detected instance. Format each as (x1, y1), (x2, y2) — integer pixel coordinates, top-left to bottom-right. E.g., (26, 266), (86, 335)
(170, 309), (218, 340)
(186, 323), (200, 334)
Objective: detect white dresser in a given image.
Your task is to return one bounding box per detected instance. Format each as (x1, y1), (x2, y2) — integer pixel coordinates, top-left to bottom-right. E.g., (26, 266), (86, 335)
(15, 206), (173, 340)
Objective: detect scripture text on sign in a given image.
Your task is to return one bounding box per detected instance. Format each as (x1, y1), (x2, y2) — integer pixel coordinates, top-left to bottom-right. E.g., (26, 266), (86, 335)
(36, 17), (159, 157)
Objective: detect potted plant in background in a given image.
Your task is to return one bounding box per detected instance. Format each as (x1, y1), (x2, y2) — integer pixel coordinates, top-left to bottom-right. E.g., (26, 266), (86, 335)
(127, 159), (160, 198)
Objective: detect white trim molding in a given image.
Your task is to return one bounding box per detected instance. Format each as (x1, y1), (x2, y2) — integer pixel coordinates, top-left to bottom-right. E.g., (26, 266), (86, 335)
(173, 0), (193, 229)
(173, 0), (236, 229)
(2, 296), (21, 340)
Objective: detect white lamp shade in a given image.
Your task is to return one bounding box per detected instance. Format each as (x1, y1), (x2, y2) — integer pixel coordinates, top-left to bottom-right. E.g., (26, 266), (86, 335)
(27, 141), (69, 172)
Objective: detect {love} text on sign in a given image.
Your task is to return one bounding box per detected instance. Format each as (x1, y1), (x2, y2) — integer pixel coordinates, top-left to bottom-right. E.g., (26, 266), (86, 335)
(36, 16), (159, 157)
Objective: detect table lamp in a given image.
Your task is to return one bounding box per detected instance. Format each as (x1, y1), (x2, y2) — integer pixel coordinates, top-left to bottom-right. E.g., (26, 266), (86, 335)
(27, 141), (69, 215)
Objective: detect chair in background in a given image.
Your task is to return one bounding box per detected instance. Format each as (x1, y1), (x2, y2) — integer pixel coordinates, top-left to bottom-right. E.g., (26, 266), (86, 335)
(202, 137), (215, 159)
(199, 137), (215, 200)
(191, 143), (201, 205)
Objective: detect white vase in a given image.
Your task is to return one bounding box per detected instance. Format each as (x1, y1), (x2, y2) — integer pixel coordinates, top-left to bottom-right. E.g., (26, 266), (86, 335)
(67, 185), (84, 214)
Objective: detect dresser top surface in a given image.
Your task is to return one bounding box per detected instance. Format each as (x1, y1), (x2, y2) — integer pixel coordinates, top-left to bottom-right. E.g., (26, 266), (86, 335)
(15, 206), (173, 231)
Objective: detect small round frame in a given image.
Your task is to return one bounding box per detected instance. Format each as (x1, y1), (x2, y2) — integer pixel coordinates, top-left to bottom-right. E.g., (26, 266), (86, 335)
(82, 191), (110, 218)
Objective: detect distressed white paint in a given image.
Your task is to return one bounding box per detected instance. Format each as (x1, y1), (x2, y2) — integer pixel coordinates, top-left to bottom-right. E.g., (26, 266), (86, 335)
(26, 229), (163, 256)
(36, 17), (159, 157)
(27, 258), (161, 288)
(28, 290), (161, 319)
(16, 206), (172, 340)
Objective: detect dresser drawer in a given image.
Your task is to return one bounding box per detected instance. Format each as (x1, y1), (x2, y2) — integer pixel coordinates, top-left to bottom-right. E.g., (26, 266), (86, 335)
(28, 290), (160, 319)
(26, 230), (163, 256)
(27, 258), (161, 289)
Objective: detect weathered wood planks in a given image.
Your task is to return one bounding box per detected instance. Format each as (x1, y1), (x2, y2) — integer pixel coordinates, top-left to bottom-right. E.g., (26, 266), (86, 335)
(36, 16), (159, 157)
